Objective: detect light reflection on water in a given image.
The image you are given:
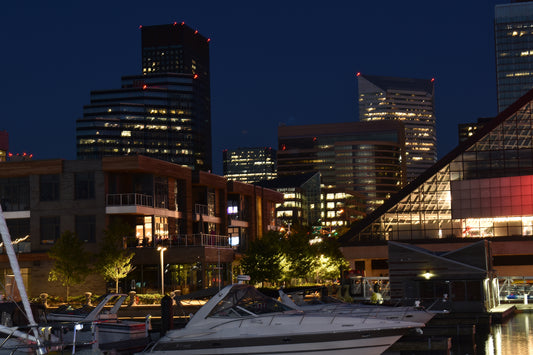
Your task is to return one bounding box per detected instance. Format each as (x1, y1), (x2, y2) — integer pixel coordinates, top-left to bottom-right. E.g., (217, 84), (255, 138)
(483, 313), (533, 355)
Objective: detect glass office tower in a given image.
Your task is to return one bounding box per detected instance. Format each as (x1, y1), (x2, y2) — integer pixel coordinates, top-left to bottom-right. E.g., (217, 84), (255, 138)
(358, 74), (436, 183)
(77, 23), (212, 171)
(223, 147), (277, 183)
(277, 121), (406, 213)
(495, 1), (533, 113)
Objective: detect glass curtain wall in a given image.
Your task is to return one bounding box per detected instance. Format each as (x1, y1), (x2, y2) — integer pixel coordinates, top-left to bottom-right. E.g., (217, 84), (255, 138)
(357, 100), (533, 241)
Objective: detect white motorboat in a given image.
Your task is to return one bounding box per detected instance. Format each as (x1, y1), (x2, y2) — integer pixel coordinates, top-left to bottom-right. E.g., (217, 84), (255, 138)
(143, 283), (424, 355)
(47, 293), (151, 353)
(279, 289), (436, 325)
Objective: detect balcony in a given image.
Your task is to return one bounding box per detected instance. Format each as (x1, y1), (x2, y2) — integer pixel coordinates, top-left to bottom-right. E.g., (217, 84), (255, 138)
(194, 204), (220, 223)
(106, 193), (180, 218)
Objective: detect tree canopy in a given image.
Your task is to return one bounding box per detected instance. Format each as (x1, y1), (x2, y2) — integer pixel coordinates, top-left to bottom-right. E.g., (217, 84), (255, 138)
(48, 231), (91, 302)
(240, 231), (283, 286)
(240, 227), (348, 287)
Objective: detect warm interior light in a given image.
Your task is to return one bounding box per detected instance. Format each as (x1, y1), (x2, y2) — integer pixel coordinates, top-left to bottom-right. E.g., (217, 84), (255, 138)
(422, 271), (434, 280)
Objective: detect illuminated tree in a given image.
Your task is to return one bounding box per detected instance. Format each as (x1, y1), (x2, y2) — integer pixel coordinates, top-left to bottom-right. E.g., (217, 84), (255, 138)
(96, 220), (135, 293)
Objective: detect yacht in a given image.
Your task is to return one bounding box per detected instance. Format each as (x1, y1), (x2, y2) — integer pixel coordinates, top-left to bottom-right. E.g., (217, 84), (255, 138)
(143, 283), (424, 355)
(279, 289), (436, 325)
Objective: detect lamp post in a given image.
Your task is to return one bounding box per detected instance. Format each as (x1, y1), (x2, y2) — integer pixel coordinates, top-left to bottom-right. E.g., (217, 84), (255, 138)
(157, 246), (167, 295)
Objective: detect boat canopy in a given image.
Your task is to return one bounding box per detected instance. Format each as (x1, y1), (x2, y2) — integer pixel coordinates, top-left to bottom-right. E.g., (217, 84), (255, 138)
(208, 284), (294, 318)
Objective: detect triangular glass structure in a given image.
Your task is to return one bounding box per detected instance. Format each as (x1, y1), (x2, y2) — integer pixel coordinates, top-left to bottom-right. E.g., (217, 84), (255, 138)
(340, 89), (533, 243)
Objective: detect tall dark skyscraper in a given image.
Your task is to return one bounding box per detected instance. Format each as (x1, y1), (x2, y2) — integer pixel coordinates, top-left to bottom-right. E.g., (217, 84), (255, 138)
(77, 23), (212, 171)
(495, 1), (533, 113)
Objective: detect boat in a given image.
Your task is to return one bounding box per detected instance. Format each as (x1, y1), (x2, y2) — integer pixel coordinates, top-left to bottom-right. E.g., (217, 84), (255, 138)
(46, 293), (151, 353)
(143, 283), (425, 355)
(278, 289), (436, 325)
(0, 206), (149, 354)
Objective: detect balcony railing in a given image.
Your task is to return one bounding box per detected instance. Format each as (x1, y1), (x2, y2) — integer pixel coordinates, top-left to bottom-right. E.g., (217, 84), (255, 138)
(172, 233), (230, 248)
(127, 233), (231, 249)
(107, 193), (153, 207)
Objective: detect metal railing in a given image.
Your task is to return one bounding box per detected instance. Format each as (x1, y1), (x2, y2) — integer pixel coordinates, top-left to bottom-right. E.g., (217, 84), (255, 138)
(107, 193), (153, 207)
(127, 233), (231, 249)
(499, 276), (533, 301)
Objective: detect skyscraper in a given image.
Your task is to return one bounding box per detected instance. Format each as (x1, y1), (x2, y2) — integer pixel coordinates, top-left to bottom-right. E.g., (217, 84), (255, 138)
(223, 147), (277, 183)
(357, 74), (436, 182)
(495, 1), (533, 113)
(77, 23), (212, 171)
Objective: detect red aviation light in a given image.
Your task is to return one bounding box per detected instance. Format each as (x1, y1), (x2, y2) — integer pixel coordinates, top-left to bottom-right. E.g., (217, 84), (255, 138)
(194, 30), (198, 34)
(431, 78), (435, 82)
(181, 22), (185, 26)
(8, 152), (12, 157)
(207, 38), (211, 42)
(142, 84), (147, 90)
(282, 144), (287, 151)
(356, 72), (361, 76)
(173, 21), (177, 26)
(139, 25), (143, 29)
(193, 74), (199, 79)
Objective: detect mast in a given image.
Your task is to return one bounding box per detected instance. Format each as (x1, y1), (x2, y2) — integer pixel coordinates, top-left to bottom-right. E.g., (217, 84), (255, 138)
(0, 205), (45, 353)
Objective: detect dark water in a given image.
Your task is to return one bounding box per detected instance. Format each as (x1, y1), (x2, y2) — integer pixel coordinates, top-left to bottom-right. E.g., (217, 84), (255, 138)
(453, 313), (533, 355)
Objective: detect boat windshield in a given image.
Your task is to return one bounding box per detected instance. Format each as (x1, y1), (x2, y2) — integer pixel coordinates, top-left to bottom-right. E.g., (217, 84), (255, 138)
(208, 285), (293, 318)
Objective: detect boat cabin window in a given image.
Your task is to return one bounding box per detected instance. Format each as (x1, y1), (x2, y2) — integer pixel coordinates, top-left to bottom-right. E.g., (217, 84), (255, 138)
(208, 285), (293, 318)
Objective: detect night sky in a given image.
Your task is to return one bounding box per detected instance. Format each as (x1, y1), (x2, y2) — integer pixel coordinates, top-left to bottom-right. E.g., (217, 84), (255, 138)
(1, 1), (504, 174)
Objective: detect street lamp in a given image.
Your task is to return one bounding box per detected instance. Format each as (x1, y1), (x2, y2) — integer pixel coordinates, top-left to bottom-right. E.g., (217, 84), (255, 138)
(157, 246), (167, 295)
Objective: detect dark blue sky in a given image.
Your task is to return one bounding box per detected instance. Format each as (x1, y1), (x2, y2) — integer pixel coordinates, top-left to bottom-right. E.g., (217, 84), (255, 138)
(1, 1), (504, 174)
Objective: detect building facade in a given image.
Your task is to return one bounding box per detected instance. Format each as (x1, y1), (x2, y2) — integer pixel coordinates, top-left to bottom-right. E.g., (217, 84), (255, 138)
(495, 1), (533, 113)
(357, 74), (436, 182)
(77, 23), (212, 171)
(255, 172), (321, 228)
(0, 131), (7, 162)
(223, 147), (277, 183)
(0, 156), (282, 297)
(340, 88), (533, 279)
(277, 121), (406, 214)
(458, 117), (493, 143)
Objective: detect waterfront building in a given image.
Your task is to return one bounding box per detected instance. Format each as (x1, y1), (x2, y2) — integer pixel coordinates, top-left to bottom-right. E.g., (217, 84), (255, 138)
(0, 156), (282, 297)
(255, 172), (321, 228)
(495, 1), (533, 113)
(0, 131), (7, 162)
(77, 23), (212, 171)
(357, 74), (436, 182)
(223, 147), (277, 183)
(339, 88), (533, 280)
(277, 121), (406, 214)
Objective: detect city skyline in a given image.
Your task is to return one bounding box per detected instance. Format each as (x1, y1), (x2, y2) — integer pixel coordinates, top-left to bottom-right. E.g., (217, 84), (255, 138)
(2, 1), (503, 174)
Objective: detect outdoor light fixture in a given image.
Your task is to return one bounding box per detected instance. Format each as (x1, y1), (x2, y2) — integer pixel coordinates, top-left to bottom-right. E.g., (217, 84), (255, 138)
(157, 246), (167, 295)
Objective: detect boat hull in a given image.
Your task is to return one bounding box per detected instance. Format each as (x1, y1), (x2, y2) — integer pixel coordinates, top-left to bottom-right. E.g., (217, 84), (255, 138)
(150, 334), (402, 355)
(148, 322), (409, 355)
